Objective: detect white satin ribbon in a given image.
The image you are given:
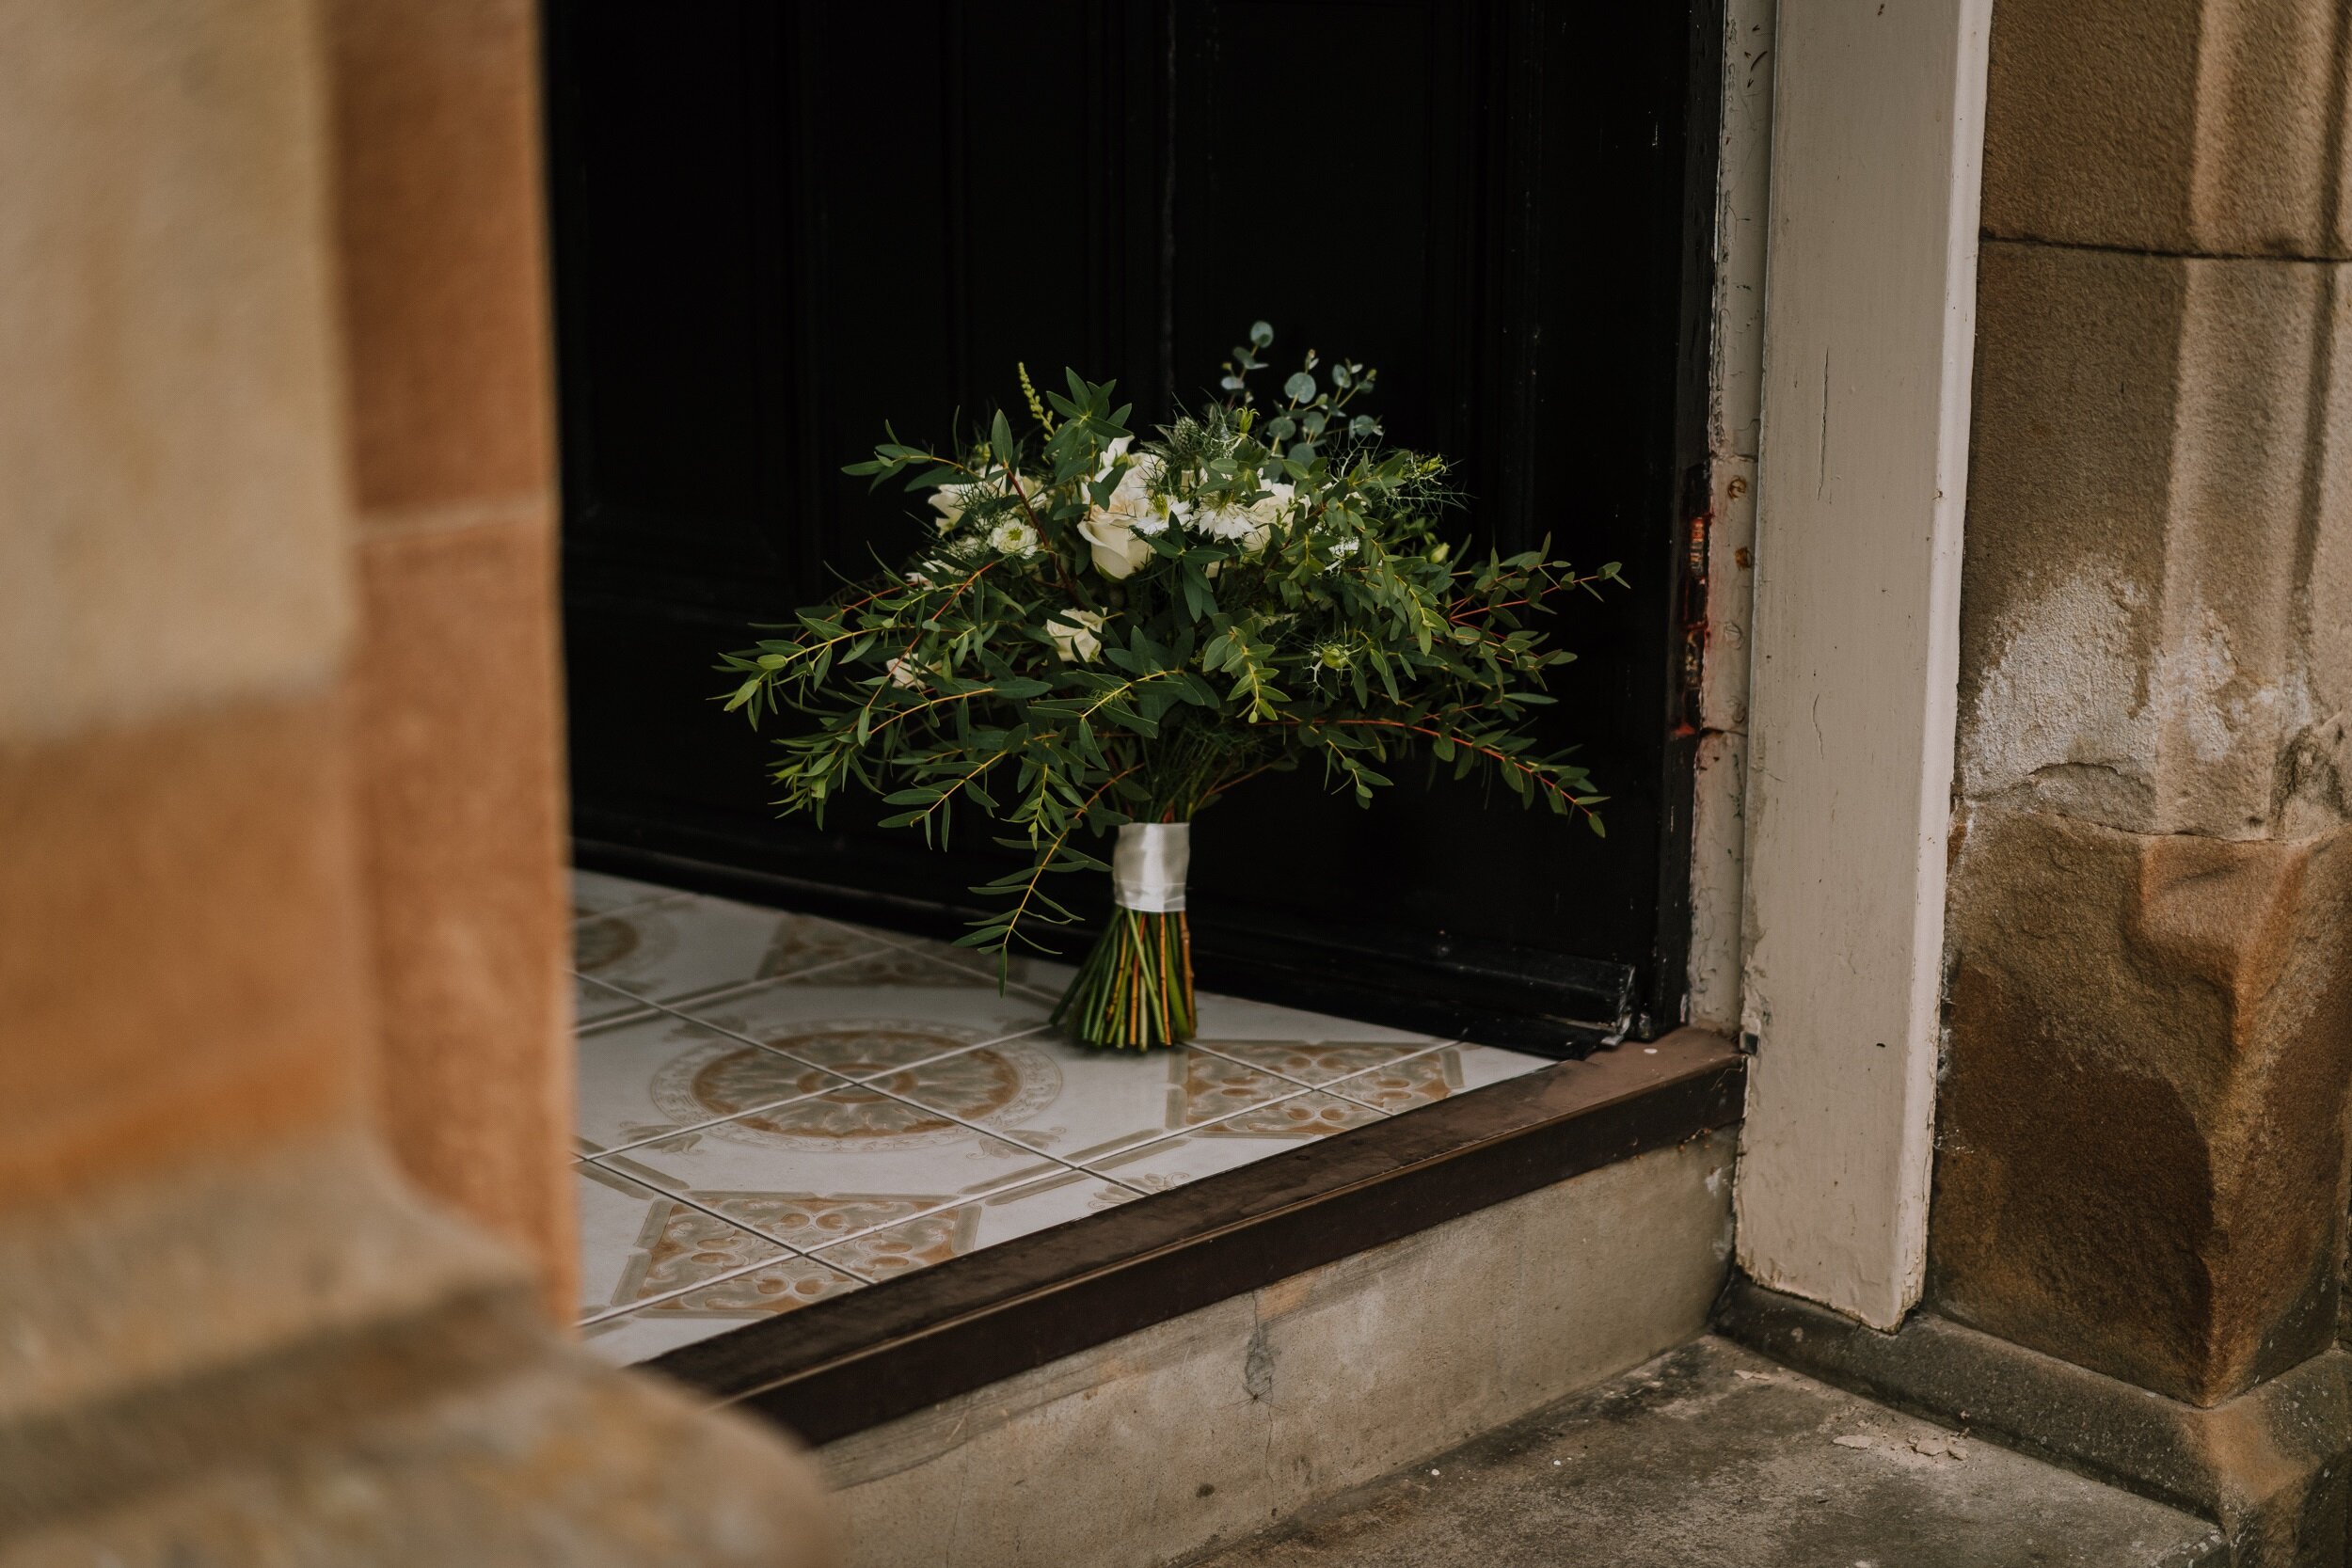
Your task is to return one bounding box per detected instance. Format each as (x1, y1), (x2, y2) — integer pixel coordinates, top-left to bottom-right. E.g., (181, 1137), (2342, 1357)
(1112, 821), (1190, 912)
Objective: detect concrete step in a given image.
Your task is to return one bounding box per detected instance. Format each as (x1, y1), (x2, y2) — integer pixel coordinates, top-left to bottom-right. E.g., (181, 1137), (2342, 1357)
(1184, 1336), (2225, 1568)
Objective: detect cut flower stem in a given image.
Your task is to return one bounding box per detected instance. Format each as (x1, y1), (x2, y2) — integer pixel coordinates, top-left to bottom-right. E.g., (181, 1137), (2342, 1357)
(1052, 908), (1196, 1050)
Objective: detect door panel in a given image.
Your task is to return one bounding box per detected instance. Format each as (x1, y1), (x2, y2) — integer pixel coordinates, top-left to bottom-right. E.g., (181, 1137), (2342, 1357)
(545, 0), (1718, 1049)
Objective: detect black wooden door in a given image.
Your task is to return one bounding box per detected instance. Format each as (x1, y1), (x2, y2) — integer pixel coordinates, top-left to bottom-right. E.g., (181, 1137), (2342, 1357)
(545, 1), (1720, 1052)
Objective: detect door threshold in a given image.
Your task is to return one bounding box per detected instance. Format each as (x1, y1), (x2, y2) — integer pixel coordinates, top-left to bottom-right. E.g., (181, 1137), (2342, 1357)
(650, 1028), (1743, 1444)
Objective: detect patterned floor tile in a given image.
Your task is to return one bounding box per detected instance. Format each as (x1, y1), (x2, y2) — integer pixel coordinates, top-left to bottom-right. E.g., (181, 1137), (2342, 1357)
(1199, 1037), (1448, 1089)
(1316, 1042), (1553, 1110)
(574, 1163), (790, 1323)
(576, 1010), (854, 1155)
(765, 943), (1001, 989)
(568, 867), (1567, 1366)
(1086, 1090), (1378, 1192)
(580, 1255), (867, 1366)
(573, 893), (890, 1008)
(882, 1034), (1300, 1164)
(1452, 1042), (1555, 1088)
(665, 982), (1053, 1070)
(807, 1169), (1133, 1283)
(1187, 990), (1449, 1047)
(570, 869), (681, 920)
(593, 1083), (1068, 1226)
(851, 931), (1082, 1000)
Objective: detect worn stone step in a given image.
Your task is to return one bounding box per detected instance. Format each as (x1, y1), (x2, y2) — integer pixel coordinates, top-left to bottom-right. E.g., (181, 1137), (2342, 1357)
(1184, 1336), (2225, 1568)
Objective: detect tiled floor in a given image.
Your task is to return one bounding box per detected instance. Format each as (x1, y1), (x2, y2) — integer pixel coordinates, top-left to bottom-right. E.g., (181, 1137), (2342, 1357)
(570, 869), (1553, 1365)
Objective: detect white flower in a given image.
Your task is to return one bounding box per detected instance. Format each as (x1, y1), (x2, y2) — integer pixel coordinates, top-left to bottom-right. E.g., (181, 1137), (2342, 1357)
(1092, 436), (1134, 481)
(1191, 499), (1274, 560)
(930, 483), (978, 531)
(1080, 456), (1162, 578)
(990, 518), (1041, 558)
(1045, 608), (1107, 663)
(931, 467), (1035, 531)
(885, 656), (924, 689)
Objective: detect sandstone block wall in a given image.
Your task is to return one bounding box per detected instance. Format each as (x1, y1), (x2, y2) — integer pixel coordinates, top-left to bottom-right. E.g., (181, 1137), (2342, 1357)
(0, 2), (834, 1558)
(1931, 0), (2352, 1407)
(329, 0), (578, 1321)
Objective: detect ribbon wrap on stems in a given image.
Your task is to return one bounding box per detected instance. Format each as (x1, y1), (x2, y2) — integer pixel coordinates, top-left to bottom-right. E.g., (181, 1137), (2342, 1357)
(1054, 820), (1197, 1049)
(1112, 821), (1190, 912)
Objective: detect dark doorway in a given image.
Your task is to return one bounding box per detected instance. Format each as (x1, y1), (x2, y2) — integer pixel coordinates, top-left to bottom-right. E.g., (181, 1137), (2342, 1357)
(544, 1), (1721, 1052)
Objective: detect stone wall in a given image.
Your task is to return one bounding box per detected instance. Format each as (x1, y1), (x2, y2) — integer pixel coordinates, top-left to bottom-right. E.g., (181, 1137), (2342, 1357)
(1931, 0), (2352, 1409)
(328, 0), (579, 1322)
(0, 1), (833, 1559)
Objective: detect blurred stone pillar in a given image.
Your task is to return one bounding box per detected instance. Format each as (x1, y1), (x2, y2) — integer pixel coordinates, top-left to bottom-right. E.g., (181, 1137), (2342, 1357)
(1929, 0), (2352, 1554)
(327, 0), (578, 1322)
(0, 1), (831, 1560)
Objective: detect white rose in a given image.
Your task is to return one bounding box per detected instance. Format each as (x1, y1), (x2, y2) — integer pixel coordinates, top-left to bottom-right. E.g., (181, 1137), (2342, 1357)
(1080, 457), (1162, 578)
(1079, 511), (1152, 580)
(885, 655), (924, 689)
(1045, 608), (1107, 663)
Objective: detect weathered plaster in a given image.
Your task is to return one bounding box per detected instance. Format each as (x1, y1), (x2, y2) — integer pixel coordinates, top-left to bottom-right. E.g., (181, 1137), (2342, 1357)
(1929, 0), (2352, 1469)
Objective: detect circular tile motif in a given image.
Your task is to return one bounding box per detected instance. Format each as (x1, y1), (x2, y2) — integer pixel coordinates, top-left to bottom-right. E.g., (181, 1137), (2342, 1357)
(574, 914), (641, 972)
(647, 1022), (1060, 1149)
(576, 908), (679, 981)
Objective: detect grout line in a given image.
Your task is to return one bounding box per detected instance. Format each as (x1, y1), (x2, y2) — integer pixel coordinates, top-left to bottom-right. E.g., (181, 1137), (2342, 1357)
(582, 1167), (831, 1266)
(783, 912), (1077, 1005)
(1073, 1080), (1332, 1178)
(580, 1069), (863, 1163)
(579, 1247), (791, 1326)
(574, 958), (1054, 1053)
(578, 1242), (864, 1327)
(1316, 1039), (1472, 1111)
(573, 971), (666, 1026)
(1181, 1037), (1451, 1100)
(592, 1140), (1126, 1259)
(811, 1251), (880, 1286)
(800, 1163), (1140, 1271)
(621, 976), (1060, 1085)
(1058, 1043), (1499, 1178)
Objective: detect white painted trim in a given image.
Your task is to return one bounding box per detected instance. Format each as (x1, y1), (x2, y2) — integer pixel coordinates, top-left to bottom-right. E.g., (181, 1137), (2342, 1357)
(1686, 0), (1778, 1035)
(1732, 0), (1991, 1330)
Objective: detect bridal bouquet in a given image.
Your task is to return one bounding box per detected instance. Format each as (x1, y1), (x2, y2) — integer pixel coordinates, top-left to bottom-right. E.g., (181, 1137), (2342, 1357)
(721, 324), (1617, 1049)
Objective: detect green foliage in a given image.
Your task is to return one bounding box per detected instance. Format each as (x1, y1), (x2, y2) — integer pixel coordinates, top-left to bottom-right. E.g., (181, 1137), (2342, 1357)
(720, 326), (1624, 960)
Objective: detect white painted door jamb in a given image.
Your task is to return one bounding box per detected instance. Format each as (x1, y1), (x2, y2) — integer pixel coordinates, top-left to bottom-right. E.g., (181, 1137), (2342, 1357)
(1730, 0), (1992, 1330)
